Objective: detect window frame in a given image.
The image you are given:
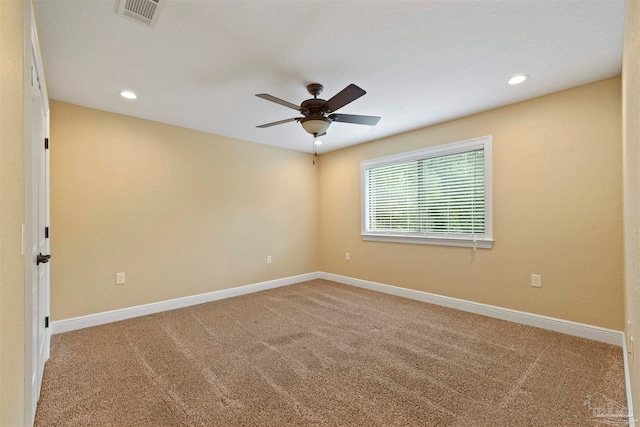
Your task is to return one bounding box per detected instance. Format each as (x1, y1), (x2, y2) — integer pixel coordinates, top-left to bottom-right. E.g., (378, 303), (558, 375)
(361, 135), (493, 249)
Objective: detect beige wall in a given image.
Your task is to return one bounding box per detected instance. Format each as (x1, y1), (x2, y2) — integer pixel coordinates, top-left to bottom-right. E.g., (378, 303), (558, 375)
(319, 77), (623, 331)
(623, 0), (640, 415)
(52, 78), (622, 330)
(50, 101), (319, 320)
(0, 0), (26, 425)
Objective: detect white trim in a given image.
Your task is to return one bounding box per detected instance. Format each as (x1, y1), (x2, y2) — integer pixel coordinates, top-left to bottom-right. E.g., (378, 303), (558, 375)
(623, 335), (636, 426)
(51, 272), (319, 334)
(318, 272), (624, 346)
(362, 234), (493, 248)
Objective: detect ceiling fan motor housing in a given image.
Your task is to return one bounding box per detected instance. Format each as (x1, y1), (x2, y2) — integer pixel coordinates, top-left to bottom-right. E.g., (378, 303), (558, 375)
(300, 98), (329, 116)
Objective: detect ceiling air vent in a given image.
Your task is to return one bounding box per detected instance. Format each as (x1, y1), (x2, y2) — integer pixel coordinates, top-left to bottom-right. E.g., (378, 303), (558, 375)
(116, 0), (164, 28)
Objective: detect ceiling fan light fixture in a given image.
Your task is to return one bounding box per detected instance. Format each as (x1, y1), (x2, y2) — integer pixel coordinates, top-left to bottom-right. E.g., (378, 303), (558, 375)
(301, 117), (331, 135)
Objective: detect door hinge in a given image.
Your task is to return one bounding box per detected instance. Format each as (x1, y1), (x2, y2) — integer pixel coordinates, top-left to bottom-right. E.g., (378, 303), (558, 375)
(44, 138), (49, 150)
(45, 316), (49, 328)
(45, 227), (49, 238)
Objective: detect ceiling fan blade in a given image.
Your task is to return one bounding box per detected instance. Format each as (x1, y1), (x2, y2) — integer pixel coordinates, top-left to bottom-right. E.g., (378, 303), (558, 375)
(329, 113), (381, 126)
(323, 84), (366, 113)
(256, 117), (301, 128)
(255, 94), (300, 111)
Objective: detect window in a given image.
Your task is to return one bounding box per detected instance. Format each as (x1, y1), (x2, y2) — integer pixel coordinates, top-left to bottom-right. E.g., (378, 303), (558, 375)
(361, 136), (493, 248)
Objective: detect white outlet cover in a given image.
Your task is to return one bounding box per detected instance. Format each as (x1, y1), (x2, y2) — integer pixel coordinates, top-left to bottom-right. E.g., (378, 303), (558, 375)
(116, 272), (125, 285)
(531, 274), (542, 288)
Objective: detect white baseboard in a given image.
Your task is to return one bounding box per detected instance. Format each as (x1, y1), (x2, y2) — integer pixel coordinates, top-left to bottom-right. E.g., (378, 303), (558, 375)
(51, 272), (320, 334)
(318, 272), (624, 347)
(54, 271), (625, 346)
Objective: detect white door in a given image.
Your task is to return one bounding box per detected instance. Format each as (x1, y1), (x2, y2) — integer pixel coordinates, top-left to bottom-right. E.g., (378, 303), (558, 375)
(30, 46), (49, 412)
(25, 6), (51, 424)
(35, 57), (48, 389)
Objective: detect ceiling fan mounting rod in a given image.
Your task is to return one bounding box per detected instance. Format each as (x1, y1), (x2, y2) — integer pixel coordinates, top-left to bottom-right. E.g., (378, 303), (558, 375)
(307, 83), (323, 98)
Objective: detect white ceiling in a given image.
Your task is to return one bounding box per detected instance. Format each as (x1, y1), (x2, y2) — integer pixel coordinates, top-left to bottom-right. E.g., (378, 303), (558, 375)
(35, 0), (625, 153)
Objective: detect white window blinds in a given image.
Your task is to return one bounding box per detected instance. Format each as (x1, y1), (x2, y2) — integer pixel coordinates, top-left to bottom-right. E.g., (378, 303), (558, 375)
(361, 136), (493, 248)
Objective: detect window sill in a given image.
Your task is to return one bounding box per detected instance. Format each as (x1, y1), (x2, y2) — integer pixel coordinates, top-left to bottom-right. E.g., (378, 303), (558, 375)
(361, 234), (493, 249)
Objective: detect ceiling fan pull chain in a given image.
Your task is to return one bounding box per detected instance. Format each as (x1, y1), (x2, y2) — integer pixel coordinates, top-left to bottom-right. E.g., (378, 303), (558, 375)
(312, 136), (316, 165)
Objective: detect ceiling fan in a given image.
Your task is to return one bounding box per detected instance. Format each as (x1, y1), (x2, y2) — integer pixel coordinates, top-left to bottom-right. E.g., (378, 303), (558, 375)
(255, 83), (381, 137)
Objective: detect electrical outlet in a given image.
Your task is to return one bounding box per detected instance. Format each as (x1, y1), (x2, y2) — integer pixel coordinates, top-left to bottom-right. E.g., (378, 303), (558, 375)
(266, 256), (272, 265)
(116, 272), (125, 285)
(531, 274), (541, 288)
(345, 252), (350, 261)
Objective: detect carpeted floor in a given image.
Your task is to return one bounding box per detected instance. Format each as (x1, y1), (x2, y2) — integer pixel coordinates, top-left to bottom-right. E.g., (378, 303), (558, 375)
(35, 279), (626, 426)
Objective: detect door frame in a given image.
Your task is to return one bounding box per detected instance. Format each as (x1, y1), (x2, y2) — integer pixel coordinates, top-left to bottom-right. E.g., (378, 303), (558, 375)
(24, 1), (51, 424)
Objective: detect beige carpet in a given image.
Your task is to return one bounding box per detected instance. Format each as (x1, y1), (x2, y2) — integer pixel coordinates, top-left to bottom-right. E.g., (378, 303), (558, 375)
(35, 279), (626, 426)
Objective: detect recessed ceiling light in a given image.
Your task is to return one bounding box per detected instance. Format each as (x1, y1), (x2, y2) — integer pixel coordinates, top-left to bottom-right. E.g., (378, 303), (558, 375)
(508, 74), (529, 85)
(314, 139), (323, 145)
(120, 90), (137, 99)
